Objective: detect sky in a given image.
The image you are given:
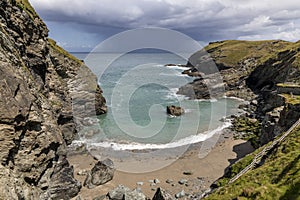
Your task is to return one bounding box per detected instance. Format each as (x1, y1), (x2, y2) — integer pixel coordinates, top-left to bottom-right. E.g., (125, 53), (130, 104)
(29, 0), (300, 52)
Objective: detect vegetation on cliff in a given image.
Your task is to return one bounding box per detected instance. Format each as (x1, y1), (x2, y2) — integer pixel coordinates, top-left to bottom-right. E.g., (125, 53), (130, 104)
(182, 39), (300, 199)
(280, 94), (300, 105)
(205, 40), (300, 70)
(180, 39), (300, 101)
(48, 38), (82, 64)
(15, 0), (38, 19)
(232, 116), (261, 148)
(207, 126), (300, 200)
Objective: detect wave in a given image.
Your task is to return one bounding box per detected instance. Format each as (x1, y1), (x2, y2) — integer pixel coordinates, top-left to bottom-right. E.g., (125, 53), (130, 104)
(83, 121), (231, 151)
(165, 65), (189, 71)
(194, 98), (218, 102)
(163, 88), (188, 101)
(159, 72), (189, 77)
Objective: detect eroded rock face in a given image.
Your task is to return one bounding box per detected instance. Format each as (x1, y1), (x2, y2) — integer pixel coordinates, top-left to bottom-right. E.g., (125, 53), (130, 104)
(0, 0), (106, 199)
(178, 40), (300, 101)
(166, 105), (185, 116)
(84, 158), (115, 189)
(179, 40), (300, 145)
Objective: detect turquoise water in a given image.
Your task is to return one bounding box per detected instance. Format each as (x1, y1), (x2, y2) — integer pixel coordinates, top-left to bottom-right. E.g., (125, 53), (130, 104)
(73, 52), (242, 150)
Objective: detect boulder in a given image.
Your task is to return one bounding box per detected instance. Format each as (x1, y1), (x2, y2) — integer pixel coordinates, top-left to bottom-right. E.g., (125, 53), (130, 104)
(107, 185), (146, 200)
(175, 190), (185, 199)
(46, 157), (82, 199)
(154, 178), (160, 184)
(178, 179), (188, 185)
(183, 170), (193, 175)
(166, 105), (185, 116)
(152, 188), (174, 200)
(84, 158), (115, 189)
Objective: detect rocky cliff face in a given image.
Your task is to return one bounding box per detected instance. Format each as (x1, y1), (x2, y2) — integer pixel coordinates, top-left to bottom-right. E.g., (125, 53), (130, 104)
(0, 0), (106, 199)
(179, 40), (300, 100)
(179, 40), (300, 145)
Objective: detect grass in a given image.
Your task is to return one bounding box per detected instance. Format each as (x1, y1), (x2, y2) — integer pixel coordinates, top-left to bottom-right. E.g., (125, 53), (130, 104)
(203, 40), (300, 72)
(280, 94), (300, 105)
(48, 38), (82, 64)
(214, 153), (255, 188)
(232, 116), (261, 148)
(206, 126), (300, 200)
(15, 0), (39, 19)
(277, 83), (300, 88)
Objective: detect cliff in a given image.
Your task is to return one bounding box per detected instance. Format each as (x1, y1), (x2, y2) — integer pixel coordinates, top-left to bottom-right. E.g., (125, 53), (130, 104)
(179, 40), (300, 145)
(0, 0), (106, 199)
(179, 40), (300, 199)
(179, 40), (300, 100)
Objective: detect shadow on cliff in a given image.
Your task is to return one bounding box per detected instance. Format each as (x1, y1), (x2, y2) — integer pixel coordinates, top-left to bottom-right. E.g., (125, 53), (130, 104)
(228, 141), (255, 165)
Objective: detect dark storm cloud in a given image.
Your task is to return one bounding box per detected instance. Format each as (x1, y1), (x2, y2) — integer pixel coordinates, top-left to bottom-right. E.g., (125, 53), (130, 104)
(29, 0), (300, 51)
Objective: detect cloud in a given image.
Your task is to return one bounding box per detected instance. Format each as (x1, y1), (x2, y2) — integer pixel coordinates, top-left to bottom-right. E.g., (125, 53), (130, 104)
(244, 16), (273, 31)
(29, 0), (300, 51)
(239, 28), (300, 41)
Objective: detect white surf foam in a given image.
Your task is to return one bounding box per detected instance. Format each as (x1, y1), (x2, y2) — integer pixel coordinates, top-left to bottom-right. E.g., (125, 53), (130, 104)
(164, 88), (188, 101)
(85, 121), (231, 151)
(159, 72), (189, 77)
(194, 98), (218, 102)
(165, 65), (188, 71)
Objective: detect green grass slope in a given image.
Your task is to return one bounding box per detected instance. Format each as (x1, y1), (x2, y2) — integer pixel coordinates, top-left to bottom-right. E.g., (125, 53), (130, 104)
(206, 127), (300, 200)
(205, 40), (300, 68)
(48, 38), (82, 64)
(15, 0), (39, 19)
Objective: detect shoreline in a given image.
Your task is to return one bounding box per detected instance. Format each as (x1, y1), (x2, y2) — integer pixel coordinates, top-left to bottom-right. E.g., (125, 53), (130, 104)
(69, 128), (254, 199)
(72, 120), (232, 152)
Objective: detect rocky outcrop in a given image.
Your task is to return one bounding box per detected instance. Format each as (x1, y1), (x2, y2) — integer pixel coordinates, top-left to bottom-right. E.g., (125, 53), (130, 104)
(178, 40), (300, 101)
(259, 101), (300, 145)
(84, 158), (115, 189)
(107, 185), (147, 200)
(0, 0), (106, 199)
(277, 84), (300, 95)
(179, 40), (300, 146)
(152, 188), (174, 200)
(166, 105), (185, 116)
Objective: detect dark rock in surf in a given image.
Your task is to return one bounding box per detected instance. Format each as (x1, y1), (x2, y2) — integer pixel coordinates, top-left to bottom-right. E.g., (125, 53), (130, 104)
(166, 105), (185, 116)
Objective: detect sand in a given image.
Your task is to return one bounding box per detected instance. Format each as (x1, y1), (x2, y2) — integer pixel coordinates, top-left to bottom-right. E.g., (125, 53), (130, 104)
(69, 130), (254, 199)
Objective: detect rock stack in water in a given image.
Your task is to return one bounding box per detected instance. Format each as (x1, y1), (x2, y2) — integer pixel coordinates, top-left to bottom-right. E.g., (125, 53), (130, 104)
(167, 105), (185, 116)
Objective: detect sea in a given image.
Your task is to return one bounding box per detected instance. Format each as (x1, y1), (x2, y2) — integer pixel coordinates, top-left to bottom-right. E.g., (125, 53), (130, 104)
(72, 51), (243, 151)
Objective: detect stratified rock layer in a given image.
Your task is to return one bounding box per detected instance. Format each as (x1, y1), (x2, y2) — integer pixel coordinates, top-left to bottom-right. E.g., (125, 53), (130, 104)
(0, 0), (106, 199)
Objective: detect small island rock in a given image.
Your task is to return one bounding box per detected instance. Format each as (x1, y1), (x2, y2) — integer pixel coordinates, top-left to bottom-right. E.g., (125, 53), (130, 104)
(166, 105), (185, 116)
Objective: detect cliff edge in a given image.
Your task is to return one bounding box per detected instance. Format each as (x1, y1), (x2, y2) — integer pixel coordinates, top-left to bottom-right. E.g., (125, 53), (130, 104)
(179, 40), (300, 101)
(0, 0), (106, 199)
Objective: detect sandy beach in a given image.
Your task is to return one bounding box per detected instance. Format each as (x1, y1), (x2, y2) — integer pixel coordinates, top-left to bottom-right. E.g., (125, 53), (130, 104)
(69, 129), (254, 199)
